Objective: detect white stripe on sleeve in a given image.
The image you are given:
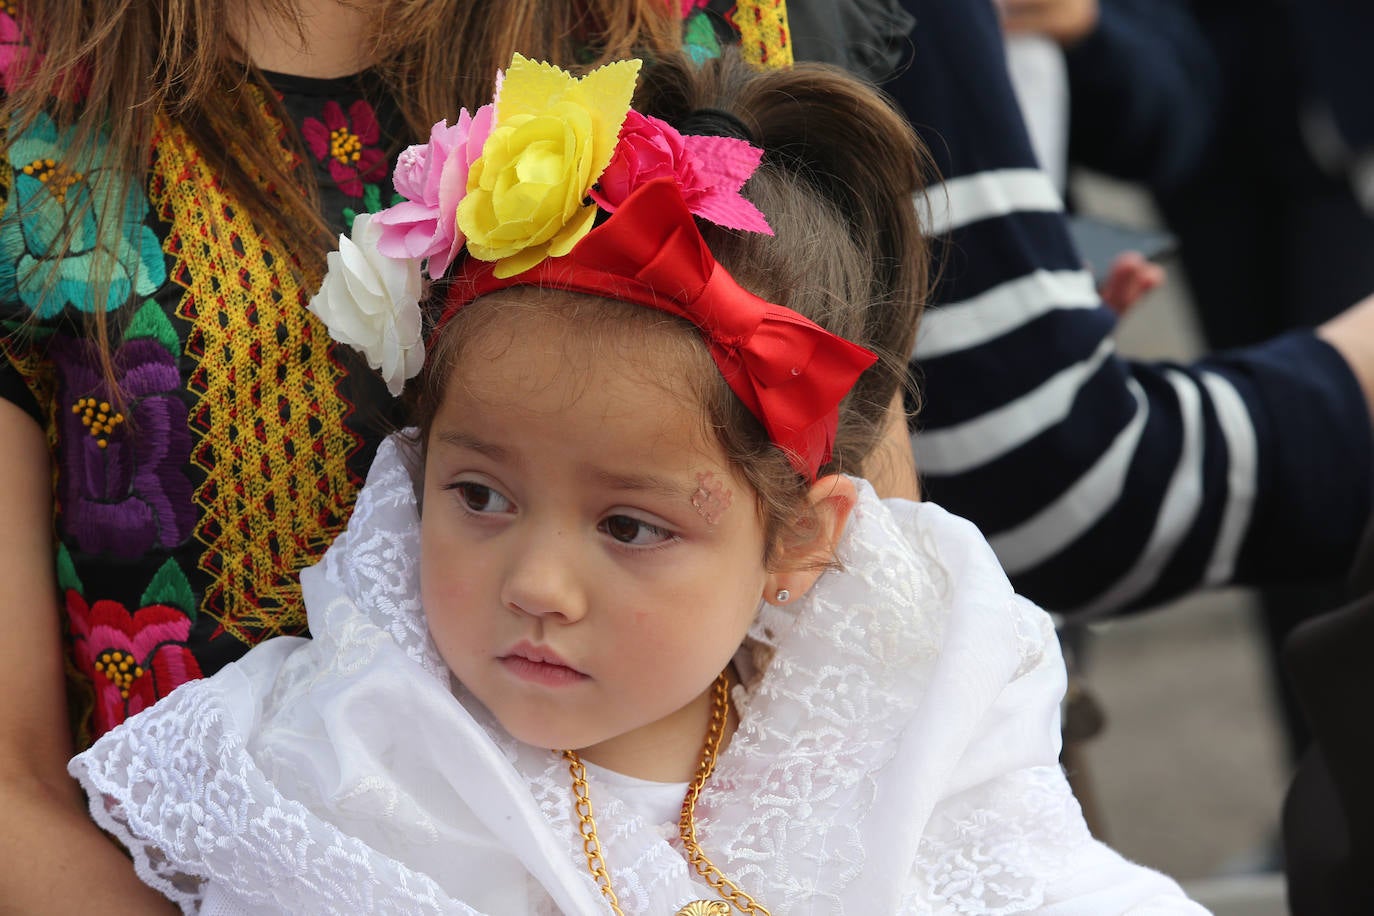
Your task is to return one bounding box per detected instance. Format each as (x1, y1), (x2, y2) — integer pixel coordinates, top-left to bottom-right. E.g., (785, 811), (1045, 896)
(927, 168), (1064, 236)
(1073, 369), (1204, 616)
(987, 377), (1150, 575)
(1199, 372), (1258, 585)
(915, 269), (1100, 359)
(913, 336), (1116, 474)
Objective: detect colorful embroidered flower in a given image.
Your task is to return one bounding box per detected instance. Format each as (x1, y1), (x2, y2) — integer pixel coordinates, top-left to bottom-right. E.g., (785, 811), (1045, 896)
(66, 591), (202, 736)
(309, 212), (424, 396)
(0, 6), (34, 92)
(52, 335), (195, 558)
(458, 54), (640, 278)
(590, 110), (771, 234)
(373, 106), (494, 278)
(0, 112), (166, 318)
(301, 99), (390, 197)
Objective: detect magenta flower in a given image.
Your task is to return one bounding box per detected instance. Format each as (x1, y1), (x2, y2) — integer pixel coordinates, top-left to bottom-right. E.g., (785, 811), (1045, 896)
(373, 104), (494, 278)
(301, 100), (390, 197)
(66, 591), (203, 736)
(0, 9), (34, 92)
(590, 110), (772, 234)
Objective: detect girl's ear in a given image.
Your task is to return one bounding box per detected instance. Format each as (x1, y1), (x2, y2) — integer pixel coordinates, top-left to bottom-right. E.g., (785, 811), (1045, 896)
(763, 474), (857, 606)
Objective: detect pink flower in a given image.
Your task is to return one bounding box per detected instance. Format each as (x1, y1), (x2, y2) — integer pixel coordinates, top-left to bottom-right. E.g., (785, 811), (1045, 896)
(373, 105), (494, 279)
(0, 10), (86, 98)
(66, 590), (203, 737)
(590, 110), (772, 234)
(679, 0), (710, 17)
(301, 100), (390, 197)
(0, 10), (34, 92)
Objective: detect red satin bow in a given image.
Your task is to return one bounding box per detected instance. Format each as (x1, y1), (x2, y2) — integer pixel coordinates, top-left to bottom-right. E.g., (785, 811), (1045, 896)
(440, 178), (876, 480)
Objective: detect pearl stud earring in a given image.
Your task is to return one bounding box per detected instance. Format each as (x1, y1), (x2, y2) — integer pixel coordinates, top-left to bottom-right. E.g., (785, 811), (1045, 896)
(774, 588), (790, 604)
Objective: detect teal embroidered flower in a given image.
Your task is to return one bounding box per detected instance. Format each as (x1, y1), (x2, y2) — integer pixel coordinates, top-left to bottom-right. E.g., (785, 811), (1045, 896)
(0, 112), (166, 318)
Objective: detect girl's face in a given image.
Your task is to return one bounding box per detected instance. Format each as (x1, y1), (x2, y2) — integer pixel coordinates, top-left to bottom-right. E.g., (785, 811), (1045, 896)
(420, 307), (774, 780)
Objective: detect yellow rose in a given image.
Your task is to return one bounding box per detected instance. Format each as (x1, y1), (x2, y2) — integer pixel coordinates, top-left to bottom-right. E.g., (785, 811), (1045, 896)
(458, 54), (641, 278)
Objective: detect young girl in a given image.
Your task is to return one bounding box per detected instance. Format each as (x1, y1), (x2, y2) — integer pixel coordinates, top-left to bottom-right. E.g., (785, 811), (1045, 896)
(69, 49), (1205, 914)
(0, 2), (715, 910)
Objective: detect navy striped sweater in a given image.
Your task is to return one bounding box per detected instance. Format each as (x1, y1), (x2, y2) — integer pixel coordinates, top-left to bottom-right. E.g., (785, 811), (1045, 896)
(888, 0), (1372, 616)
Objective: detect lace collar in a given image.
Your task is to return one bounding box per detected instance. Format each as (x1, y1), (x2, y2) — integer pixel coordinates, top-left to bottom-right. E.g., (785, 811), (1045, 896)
(72, 432), (1097, 915)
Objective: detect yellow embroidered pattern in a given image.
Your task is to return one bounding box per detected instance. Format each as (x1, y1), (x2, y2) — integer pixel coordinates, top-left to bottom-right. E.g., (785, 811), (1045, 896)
(148, 111), (362, 644)
(734, 0), (793, 70)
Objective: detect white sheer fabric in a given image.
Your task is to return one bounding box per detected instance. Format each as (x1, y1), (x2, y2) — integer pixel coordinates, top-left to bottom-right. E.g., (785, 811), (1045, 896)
(70, 434), (1208, 915)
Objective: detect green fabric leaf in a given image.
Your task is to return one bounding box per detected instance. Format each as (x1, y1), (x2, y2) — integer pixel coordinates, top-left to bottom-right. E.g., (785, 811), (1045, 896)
(683, 12), (722, 64)
(55, 543), (83, 595)
(362, 183), (382, 214)
(140, 558), (196, 619)
(123, 299), (181, 355)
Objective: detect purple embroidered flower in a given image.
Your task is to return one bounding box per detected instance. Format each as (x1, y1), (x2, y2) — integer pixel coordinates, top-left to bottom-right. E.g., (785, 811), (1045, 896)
(52, 335), (195, 559)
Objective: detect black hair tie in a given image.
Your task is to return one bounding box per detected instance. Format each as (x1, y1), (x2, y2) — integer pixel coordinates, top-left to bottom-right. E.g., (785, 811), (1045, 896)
(677, 107), (756, 144)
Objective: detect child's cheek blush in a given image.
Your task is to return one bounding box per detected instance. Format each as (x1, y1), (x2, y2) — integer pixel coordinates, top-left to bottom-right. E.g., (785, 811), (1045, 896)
(690, 471), (733, 525)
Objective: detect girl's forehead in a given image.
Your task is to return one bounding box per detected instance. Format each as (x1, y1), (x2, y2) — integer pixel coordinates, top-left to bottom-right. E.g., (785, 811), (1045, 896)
(436, 331), (745, 498)
(453, 290), (709, 390)
(433, 290), (739, 477)
(445, 303), (700, 424)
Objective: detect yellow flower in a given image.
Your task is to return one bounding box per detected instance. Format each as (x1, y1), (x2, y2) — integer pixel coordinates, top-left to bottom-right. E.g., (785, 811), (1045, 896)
(458, 54), (641, 278)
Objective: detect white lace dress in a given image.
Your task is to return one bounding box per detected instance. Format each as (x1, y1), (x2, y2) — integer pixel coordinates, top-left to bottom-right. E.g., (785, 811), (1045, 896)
(69, 435), (1210, 915)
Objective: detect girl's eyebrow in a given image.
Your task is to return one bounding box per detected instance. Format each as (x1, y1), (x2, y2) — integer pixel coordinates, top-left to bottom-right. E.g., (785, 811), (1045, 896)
(434, 430), (518, 466)
(592, 468), (694, 502)
(435, 430), (692, 500)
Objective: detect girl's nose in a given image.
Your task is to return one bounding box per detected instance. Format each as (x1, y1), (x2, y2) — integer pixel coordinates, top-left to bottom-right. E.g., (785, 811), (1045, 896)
(500, 529), (588, 623)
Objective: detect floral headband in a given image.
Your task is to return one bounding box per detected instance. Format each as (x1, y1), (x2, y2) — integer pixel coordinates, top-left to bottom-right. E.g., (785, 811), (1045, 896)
(308, 53), (875, 480)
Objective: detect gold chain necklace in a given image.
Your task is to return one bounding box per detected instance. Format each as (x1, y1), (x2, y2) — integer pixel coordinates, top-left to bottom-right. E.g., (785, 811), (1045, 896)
(562, 672), (771, 916)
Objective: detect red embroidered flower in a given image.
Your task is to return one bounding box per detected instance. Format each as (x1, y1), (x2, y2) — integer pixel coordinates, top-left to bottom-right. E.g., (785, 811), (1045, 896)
(0, 8), (34, 92)
(66, 590), (203, 736)
(301, 99), (389, 197)
(0, 7), (88, 100)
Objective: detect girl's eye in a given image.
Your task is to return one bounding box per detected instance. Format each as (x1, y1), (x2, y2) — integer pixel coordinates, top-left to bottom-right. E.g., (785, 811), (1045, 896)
(453, 482), (513, 514)
(600, 514), (675, 547)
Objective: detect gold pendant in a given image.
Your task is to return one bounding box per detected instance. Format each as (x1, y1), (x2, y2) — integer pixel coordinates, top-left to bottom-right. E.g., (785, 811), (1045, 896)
(675, 902), (730, 916)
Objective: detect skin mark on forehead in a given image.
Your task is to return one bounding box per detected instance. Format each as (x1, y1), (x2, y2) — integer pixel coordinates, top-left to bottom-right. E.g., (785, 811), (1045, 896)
(690, 471), (733, 525)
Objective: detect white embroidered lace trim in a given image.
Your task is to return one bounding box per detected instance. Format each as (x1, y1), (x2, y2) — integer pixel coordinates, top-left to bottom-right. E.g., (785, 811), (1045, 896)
(70, 433), (1189, 914)
(71, 676), (473, 914)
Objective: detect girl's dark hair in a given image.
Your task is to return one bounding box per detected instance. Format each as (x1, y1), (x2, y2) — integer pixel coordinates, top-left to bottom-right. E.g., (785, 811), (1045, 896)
(417, 48), (932, 566)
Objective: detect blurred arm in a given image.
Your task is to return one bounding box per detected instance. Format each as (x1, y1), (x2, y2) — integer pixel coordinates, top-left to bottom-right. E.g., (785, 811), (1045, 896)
(1060, 0), (1221, 190)
(0, 399), (176, 913)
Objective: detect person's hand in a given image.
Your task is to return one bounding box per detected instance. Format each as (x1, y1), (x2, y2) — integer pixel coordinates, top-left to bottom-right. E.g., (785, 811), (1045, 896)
(999, 0), (1100, 47)
(1098, 251), (1166, 317)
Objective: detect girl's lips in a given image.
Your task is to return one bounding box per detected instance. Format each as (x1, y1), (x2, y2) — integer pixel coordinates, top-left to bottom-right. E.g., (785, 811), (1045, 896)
(499, 654), (589, 687)
(499, 642), (588, 687)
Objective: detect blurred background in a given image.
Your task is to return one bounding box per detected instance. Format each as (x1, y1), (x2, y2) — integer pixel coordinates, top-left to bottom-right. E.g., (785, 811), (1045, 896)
(1068, 170), (1289, 911)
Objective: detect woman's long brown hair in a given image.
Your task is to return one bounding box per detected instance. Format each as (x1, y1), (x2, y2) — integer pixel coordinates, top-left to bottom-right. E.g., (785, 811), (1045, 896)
(2, 0), (681, 379)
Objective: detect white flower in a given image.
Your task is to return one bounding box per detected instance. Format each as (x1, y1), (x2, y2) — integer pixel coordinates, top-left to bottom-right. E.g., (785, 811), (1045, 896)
(308, 213), (425, 396)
